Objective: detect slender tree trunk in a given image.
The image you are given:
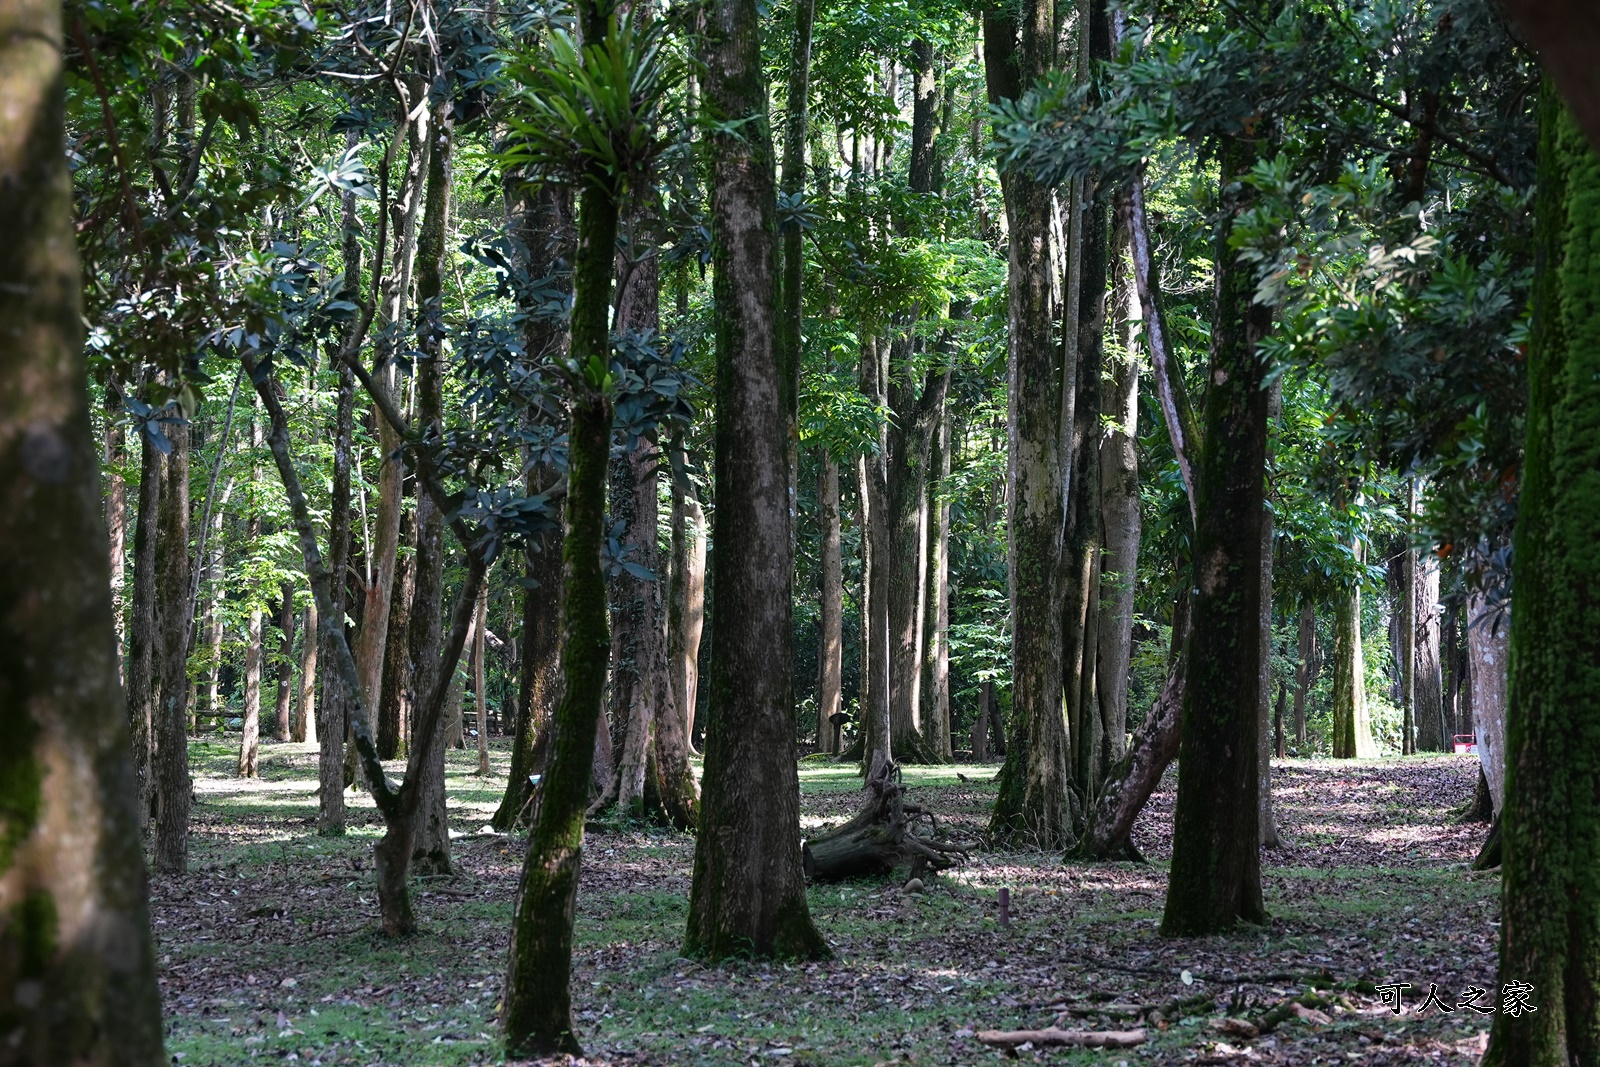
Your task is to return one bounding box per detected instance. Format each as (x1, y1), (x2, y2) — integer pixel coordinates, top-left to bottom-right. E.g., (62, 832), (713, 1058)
(985, 0), (1074, 849)
(777, 0), (814, 533)
(153, 412), (192, 872)
(239, 432), (263, 776)
(297, 599), (317, 744)
(200, 491), (229, 720)
(817, 452), (844, 752)
(408, 98), (455, 877)
(377, 505), (415, 759)
(1331, 548), (1377, 758)
(474, 579), (491, 775)
(501, 32), (622, 1040)
(1468, 586), (1509, 813)
(493, 181), (572, 830)
(274, 583), (295, 742)
(1095, 238), (1140, 779)
(667, 442), (707, 762)
(317, 181), (361, 837)
(683, 0), (827, 960)
(0, 3), (167, 1044)
(126, 420), (161, 829)
(1161, 131), (1269, 935)
(920, 416), (951, 759)
(856, 338), (892, 775)
(1484, 88), (1600, 1067)
(1258, 383), (1281, 847)
(972, 679), (992, 761)
(105, 382), (128, 659)
(1414, 545), (1446, 752)
(1293, 600), (1314, 747)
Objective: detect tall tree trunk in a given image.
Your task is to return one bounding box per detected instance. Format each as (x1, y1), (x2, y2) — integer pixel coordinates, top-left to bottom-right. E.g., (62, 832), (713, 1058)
(1331, 545), (1377, 759)
(152, 413), (192, 873)
(104, 381), (128, 659)
(0, 2), (167, 1045)
(1397, 528), (1417, 754)
(1414, 546), (1446, 751)
(200, 491), (229, 720)
(683, 0), (827, 961)
(1258, 384), (1281, 847)
(356, 75), (430, 761)
(1484, 87), (1600, 1067)
(920, 415), (951, 760)
(856, 337), (892, 775)
(240, 419), (263, 777)
(985, 0), (1074, 850)
(493, 181), (572, 830)
(1096, 242), (1140, 782)
(297, 598), (317, 744)
(777, 0), (814, 535)
(1293, 600), (1314, 747)
(474, 579), (491, 775)
(317, 178), (361, 837)
(274, 582), (295, 742)
(1468, 586), (1509, 813)
(1161, 131), (1269, 935)
(126, 419), (161, 828)
(377, 504), (415, 759)
(500, 18), (621, 1038)
(818, 452), (844, 752)
(408, 98), (455, 877)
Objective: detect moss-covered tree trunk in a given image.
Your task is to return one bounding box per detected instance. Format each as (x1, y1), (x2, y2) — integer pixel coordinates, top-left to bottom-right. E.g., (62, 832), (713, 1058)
(408, 99), (454, 878)
(1485, 87), (1600, 1067)
(0, 0), (167, 1049)
(683, 0), (828, 960)
(500, 165), (619, 1054)
(984, 0), (1074, 851)
(1331, 550), (1377, 759)
(493, 182), (571, 831)
(1160, 133), (1269, 936)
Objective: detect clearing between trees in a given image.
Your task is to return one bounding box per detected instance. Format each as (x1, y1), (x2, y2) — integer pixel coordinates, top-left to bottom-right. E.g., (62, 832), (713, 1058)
(154, 743), (1496, 1066)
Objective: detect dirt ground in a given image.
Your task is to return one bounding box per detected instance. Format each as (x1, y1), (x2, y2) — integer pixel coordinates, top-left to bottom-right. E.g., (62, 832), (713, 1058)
(152, 742), (1503, 1066)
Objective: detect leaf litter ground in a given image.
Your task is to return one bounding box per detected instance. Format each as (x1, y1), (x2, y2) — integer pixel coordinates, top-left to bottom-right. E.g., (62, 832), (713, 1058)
(154, 742), (1500, 1066)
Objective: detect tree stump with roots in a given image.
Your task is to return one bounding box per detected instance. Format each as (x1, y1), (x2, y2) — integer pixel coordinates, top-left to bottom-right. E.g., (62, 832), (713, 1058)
(802, 763), (973, 882)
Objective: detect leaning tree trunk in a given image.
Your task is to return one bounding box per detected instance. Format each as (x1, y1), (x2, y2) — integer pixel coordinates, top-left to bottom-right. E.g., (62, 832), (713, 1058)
(985, 0), (1073, 850)
(1161, 129), (1270, 937)
(500, 85), (622, 1049)
(0, 3), (168, 1048)
(1485, 88), (1600, 1067)
(152, 414), (192, 873)
(683, 0), (828, 961)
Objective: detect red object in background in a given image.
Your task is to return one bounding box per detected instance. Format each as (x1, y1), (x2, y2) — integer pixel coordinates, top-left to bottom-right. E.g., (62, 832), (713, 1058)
(1453, 734), (1479, 755)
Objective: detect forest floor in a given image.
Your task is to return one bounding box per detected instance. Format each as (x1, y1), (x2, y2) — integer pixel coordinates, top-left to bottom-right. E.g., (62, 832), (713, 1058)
(152, 741), (1502, 1067)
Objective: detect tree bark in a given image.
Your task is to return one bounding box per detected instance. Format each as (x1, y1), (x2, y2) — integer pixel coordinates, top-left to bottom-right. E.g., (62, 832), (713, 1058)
(683, 0), (828, 960)
(1258, 383), (1280, 847)
(1468, 586), (1509, 813)
(104, 381), (128, 658)
(0, 2), (168, 1046)
(501, 31), (622, 1039)
(297, 598), (317, 744)
(817, 452), (844, 752)
(856, 336), (892, 775)
(126, 414), (161, 828)
(1484, 87), (1600, 1067)
(1293, 600), (1314, 747)
(1331, 542), (1377, 759)
(985, 0), (1074, 850)
(408, 97), (455, 878)
(473, 578), (491, 775)
(376, 504), (414, 759)
(274, 582), (295, 742)
(152, 414), (192, 872)
(1414, 546), (1446, 751)
(240, 425), (263, 776)
(777, 0), (814, 532)
(920, 414), (952, 760)
(668, 445), (706, 756)
(1161, 131), (1269, 935)
(1095, 238), (1140, 780)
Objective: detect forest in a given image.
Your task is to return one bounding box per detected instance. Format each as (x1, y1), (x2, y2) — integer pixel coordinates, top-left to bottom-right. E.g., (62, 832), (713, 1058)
(3, 0), (1600, 1063)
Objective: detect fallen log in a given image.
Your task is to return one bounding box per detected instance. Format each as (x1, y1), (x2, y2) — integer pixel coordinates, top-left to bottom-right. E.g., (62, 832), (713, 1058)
(802, 762), (972, 882)
(977, 1027), (1147, 1049)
